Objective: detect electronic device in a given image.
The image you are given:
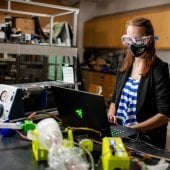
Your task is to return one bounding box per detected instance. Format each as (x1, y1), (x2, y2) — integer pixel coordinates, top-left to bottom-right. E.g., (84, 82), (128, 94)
(0, 84), (24, 120)
(51, 86), (138, 138)
(110, 124), (138, 138)
(0, 84), (54, 121)
(0, 82), (70, 121)
(51, 86), (110, 137)
(102, 137), (130, 170)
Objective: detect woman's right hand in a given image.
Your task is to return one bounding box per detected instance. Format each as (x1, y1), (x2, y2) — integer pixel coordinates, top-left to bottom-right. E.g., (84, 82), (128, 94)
(107, 112), (117, 124)
(107, 103), (117, 124)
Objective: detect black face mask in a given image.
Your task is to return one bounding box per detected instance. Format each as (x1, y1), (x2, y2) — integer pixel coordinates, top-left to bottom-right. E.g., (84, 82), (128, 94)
(130, 44), (147, 57)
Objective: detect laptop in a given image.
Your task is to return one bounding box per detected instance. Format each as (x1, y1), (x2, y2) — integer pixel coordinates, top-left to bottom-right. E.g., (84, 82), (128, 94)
(51, 86), (137, 138)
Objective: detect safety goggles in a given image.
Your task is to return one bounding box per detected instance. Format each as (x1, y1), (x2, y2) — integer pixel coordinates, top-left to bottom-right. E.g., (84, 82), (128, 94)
(121, 35), (151, 46)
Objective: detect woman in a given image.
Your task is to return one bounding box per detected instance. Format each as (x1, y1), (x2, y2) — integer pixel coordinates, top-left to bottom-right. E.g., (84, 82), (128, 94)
(107, 17), (170, 149)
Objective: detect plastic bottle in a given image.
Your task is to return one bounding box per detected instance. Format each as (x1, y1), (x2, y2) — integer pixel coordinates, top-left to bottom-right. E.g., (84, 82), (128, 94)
(48, 144), (89, 170)
(36, 118), (63, 150)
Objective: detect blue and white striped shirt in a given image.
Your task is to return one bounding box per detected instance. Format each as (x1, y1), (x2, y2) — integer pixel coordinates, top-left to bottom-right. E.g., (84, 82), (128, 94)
(116, 77), (140, 126)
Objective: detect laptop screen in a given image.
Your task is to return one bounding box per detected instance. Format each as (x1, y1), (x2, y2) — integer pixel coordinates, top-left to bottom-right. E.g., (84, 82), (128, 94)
(51, 86), (111, 136)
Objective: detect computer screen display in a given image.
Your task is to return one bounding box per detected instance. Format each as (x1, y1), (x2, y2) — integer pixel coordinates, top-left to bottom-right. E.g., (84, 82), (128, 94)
(51, 86), (110, 136)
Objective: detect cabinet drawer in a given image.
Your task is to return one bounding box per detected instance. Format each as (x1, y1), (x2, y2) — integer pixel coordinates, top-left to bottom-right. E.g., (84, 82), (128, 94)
(81, 69), (116, 101)
(91, 72), (104, 85)
(103, 74), (116, 100)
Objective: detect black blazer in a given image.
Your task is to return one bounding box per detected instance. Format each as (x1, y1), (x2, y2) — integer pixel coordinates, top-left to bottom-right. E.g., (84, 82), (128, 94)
(112, 56), (170, 149)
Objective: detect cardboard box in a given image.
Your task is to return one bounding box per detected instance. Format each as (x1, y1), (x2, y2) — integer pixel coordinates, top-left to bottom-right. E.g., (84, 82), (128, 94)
(13, 17), (35, 34)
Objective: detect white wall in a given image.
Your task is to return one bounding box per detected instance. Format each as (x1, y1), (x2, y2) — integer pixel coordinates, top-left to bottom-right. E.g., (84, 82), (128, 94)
(91, 0), (170, 17)
(77, 1), (96, 62)
(77, 0), (170, 63)
(157, 51), (170, 64)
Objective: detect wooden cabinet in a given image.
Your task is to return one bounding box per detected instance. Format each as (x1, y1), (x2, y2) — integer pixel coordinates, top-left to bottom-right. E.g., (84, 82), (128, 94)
(81, 69), (93, 90)
(102, 73), (116, 100)
(119, 6), (170, 49)
(83, 16), (124, 48)
(83, 5), (170, 49)
(81, 69), (116, 101)
(134, 10), (170, 49)
(83, 20), (95, 48)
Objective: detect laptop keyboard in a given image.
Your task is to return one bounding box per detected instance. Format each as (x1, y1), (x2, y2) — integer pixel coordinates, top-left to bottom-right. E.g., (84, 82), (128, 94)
(110, 124), (138, 138)
(110, 127), (125, 137)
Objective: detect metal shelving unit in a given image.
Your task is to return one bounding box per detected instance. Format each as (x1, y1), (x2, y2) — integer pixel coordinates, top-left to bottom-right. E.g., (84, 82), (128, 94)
(0, 0), (79, 46)
(0, 43), (77, 56)
(0, 0), (79, 87)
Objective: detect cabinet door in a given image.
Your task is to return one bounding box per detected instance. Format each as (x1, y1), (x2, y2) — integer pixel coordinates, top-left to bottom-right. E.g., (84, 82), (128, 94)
(93, 18), (111, 48)
(142, 11), (170, 49)
(83, 21), (95, 48)
(81, 70), (116, 100)
(83, 6), (170, 49)
(81, 70), (104, 91)
(91, 71), (104, 85)
(103, 74), (116, 101)
(119, 8), (170, 49)
(81, 70), (93, 91)
(84, 17), (124, 48)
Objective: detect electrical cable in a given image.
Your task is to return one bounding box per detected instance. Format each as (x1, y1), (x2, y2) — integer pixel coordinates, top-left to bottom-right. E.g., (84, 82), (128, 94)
(126, 146), (170, 162)
(80, 145), (95, 170)
(15, 129), (31, 141)
(74, 141), (95, 170)
(67, 127), (102, 137)
(0, 116), (96, 170)
(124, 132), (140, 142)
(8, 112), (61, 123)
